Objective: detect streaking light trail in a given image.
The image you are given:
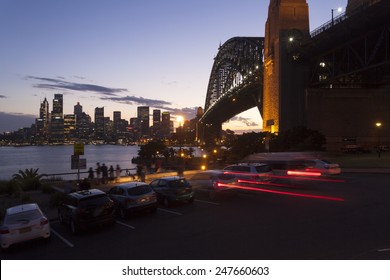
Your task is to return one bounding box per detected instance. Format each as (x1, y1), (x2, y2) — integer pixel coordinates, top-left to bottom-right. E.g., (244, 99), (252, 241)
(217, 182), (345, 202)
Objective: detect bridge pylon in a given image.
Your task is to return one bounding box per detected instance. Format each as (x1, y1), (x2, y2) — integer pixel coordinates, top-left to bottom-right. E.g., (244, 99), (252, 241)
(263, 0), (310, 134)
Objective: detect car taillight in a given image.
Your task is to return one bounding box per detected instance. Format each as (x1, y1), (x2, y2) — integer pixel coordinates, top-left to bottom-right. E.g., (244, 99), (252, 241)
(40, 218), (49, 226)
(0, 227), (10, 234)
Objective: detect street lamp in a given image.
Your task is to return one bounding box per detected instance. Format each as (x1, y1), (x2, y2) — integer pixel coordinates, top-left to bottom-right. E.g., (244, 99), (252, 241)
(331, 7), (342, 26)
(375, 122), (382, 158)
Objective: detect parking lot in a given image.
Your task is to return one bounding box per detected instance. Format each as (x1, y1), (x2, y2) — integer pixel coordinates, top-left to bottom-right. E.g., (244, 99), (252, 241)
(2, 172), (390, 260)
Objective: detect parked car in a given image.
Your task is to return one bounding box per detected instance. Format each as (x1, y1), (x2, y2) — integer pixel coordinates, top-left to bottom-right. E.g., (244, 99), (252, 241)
(223, 163), (273, 183)
(58, 189), (116, 234)
(0, 203), (50, 250)
(107, 182), (158, 218)
(149, 176), (195, 207)
(189, 170), (238, 199)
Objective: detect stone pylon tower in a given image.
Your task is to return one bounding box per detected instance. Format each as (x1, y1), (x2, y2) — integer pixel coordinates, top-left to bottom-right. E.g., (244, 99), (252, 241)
(263, 0), (310, 134)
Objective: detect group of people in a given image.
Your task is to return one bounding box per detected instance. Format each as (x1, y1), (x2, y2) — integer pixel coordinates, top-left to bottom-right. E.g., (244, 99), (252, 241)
(87, 162), (122, 185)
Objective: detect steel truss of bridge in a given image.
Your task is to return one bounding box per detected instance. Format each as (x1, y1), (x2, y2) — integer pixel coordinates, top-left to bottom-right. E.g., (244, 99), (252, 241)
(301, 0), (390, 88)
(199, 37), (264, 127)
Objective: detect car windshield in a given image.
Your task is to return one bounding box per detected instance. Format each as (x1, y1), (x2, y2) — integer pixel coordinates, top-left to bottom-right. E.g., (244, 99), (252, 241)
(168, 179), (189, 188)
(127, 185), (152, 195)
(255, 165), (272, 173)
(78, 194), (111, 208)
(5, 209), (42, 225)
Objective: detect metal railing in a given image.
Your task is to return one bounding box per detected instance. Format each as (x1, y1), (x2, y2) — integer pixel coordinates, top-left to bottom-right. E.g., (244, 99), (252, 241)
(310, 0), (382, 38)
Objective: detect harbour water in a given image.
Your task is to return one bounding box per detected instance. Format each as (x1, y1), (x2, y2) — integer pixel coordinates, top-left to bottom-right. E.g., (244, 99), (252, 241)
(0, 145), (140, 180)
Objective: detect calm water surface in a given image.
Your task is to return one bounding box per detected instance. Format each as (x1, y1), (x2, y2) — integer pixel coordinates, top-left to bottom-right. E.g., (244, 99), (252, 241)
(0, 145), (140, 180)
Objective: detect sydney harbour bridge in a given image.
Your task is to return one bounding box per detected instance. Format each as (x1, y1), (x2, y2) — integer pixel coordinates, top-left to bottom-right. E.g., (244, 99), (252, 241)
(197, 0), (390, 150)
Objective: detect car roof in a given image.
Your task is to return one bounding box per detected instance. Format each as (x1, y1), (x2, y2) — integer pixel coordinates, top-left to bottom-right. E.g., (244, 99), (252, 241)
(114, 182), (149, 189)
(155, 176), (184, 181)
(6, 203), (40, 215)
(226, 163), (269, 167)
(68, 188), (106, 199)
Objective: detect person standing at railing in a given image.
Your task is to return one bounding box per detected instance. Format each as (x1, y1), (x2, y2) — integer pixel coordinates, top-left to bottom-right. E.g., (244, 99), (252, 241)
(115, 164), (121, 182)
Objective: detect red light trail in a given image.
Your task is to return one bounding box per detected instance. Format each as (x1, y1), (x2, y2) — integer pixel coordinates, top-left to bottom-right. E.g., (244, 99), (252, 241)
(217, 182), (345, 202)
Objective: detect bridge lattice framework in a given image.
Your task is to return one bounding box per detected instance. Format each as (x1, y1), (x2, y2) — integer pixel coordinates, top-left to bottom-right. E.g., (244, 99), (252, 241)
(198, 37), (264, 144)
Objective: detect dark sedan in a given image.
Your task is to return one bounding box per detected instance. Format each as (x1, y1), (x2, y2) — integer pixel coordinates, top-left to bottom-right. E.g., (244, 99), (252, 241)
(149, 176), (195, 207)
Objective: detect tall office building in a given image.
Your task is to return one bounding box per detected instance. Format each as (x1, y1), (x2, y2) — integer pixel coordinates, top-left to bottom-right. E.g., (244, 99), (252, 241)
(74, 102), (82, 117)
(64, 114), (77, 142)
(137, 106), (150, 137)
(50, 94), (64, 142)
(151, 109), (161, 137)
(161, 111), (171, 137)
(94, 107), (105, 140)
(52, 94), (63, 118)
(36, 97), (50, 138)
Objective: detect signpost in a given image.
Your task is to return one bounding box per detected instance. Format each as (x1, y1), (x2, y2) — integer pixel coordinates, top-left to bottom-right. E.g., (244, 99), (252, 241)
(72, 143), (86, 180)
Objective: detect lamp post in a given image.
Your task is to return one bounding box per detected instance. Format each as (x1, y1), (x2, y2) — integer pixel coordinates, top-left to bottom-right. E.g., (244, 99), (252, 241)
(376, 122), (382, 158)
(331, 7), (342, 26)
(176, 116), (184, 175)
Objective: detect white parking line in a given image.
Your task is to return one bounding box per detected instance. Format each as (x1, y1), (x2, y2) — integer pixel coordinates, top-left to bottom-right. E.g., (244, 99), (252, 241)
(377, 248), (390, 252)
(195, 199), (221, 206)
(116, 221), (136, 229)
(157, 208), (183, 216)
(50, 228), (74, 248)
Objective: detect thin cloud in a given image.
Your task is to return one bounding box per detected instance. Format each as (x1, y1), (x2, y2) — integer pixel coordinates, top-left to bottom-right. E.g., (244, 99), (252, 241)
(26, 76), (127, 96)
(231, 116), (259, 127)
(101, 95), (172, 107)
(0, 95), (6, 98)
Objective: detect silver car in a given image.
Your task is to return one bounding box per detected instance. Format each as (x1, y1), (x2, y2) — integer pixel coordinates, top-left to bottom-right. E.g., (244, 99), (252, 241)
(223, 163), (273, 183)
(107, 182), (158, 218)
(189, 170), (238, 199)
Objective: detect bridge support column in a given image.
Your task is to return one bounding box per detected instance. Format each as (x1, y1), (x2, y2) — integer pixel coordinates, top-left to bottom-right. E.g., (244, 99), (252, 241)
(263, 0), (310, 134)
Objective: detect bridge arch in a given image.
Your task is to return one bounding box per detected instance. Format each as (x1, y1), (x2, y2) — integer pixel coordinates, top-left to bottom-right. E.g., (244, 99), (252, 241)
(198, 37), (264, 145)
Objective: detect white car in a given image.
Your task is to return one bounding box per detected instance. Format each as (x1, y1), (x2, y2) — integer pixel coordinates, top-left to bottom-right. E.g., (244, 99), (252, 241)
(0, 203), (50, 249)
(304, 159), (341, 175)
(223, 163), (273, 183)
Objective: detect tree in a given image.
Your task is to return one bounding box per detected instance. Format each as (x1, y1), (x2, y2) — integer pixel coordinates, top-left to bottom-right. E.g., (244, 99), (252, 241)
(274, 126), (326, 151)
(137, 140), (167, 162)
(225, 132), (268, 162)
(12, 168), (45, 191)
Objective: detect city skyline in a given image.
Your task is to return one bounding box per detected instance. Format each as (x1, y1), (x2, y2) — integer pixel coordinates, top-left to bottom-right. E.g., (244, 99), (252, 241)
(0, 0), (347, 133)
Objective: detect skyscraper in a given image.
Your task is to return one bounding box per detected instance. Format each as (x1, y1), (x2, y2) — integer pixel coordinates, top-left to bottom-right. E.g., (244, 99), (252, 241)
(94, 107), (105, 140)
(52, 94), (63, 118)
(50, 94), (64, 142)
(161, 111), (171, 137)
(36, 97), (50, 138)
(137, 106), (149, 137)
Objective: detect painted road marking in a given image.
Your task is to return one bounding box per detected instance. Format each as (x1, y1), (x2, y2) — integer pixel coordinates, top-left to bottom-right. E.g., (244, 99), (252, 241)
(50, 228), (74, 248)
(195, 199), (221, 206)
(377, 248), (390, 252)
(116, 221), (136, 229)
(157, 208), (183, 216)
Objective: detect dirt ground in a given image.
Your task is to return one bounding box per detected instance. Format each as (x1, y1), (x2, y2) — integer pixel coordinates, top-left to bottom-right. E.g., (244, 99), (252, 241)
(0, 191), (53, 219)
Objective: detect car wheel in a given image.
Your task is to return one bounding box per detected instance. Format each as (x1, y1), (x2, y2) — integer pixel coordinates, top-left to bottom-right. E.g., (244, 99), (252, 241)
(58, 210), (64, 224)
(188, 196), (194, 204)
(70, 219), (79, 234)
(119, 207), (127, 219)
(163, 197), (170, 207)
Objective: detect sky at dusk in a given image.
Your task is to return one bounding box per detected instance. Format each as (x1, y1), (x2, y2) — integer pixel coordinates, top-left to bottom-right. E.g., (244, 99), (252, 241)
(0, 0), (348, 133)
